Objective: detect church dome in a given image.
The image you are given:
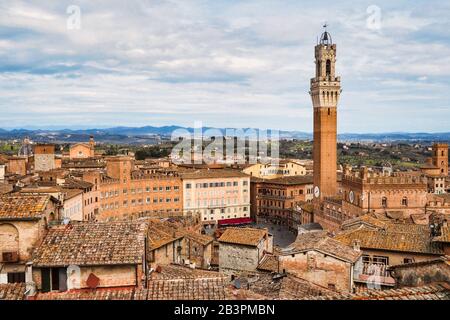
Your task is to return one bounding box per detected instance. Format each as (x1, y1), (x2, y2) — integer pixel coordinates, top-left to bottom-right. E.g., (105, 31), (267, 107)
(320, 31), (332, 45)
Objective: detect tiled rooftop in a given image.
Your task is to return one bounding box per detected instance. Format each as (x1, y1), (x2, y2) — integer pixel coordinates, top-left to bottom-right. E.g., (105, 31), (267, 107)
(260, 175), (314, 185)
(62, 177), (94, 189)
(140, 278), (226, 300)
(389, 256), (449, 269)
(341, 214), (389, 230)
(32, 221), (147, 267)
(0, 283), (26, 300)
(0, 194), (51, 220)
(257, 254), (279, 272)
(219, 227), (268, 247)
(335, 223), (444, 255)
(179, 169), (249, 180)
(282, 231), (361, 263)
(35, 287), (135, 300)
(34, 278), (227, 300)
(150, 264), (224, 280)
(279, 274), (334, 299)
(183, 230), (214, 246)
(301, 283), (450, 300)
(146, 219), (184, 251)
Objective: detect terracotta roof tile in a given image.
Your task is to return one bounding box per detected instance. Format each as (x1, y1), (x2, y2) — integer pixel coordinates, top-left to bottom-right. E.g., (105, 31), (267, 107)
(282, 231), (361, 263)
(0, 283), (26, 300)
(335, 223), (444, 255)
(301, 283), (450, 300)
(150, 264), (223, 280)
(32, 222), (147, 267)
(183, 231), (214, 246)
(0, 195), (50, 220)
(62, 178), (94, 189)
(35, 276), (227, 300)
(146, 219), (184, 251)
(261, 175), (313, 185)
(35, 287), (135, 300)
(141, 278), (226, 300)
(179, 169), (249, 180)
(219, 227), (268, 247)
(257, 254), (279, 272)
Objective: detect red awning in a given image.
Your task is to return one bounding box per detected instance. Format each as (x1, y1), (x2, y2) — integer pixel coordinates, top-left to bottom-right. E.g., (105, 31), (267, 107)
(218, 217), (253, 226)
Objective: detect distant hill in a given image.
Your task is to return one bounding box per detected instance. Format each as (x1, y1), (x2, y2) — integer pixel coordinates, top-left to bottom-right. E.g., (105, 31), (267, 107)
(0, 126), (448, 144)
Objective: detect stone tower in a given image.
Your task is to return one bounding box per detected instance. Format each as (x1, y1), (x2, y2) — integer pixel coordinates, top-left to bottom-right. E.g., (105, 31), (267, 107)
(433, 143), (448, 176)
(310, 29), (341, 200)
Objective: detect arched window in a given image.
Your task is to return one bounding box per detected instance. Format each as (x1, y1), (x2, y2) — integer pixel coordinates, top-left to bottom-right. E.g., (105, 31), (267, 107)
(381, 197), (387, 208)
(442, 151), (445, 156)
(326, 59), (331, 76)
(402, 197), (408, 206)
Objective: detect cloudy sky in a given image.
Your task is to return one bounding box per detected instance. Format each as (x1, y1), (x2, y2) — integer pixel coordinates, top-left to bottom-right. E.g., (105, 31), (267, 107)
(1, 0), (449, 132)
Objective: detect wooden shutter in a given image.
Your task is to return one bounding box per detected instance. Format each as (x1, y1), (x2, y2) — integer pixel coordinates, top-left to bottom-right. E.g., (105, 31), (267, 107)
(58, 268), (68, 292)
(41, 268), (51, 293)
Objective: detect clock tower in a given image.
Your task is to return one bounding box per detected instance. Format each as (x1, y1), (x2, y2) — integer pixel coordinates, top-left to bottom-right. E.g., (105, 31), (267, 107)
(310, 28), (341, 200)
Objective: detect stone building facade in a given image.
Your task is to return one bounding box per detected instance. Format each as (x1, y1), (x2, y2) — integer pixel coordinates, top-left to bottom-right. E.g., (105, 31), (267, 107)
(421, 143), (448, 194)
(389, 257), (450, 288)
(252, 175), (314, 231)
(34, 144), (55, 172)
(0, 195), (59, 284)
(218, 228), (272, 277)
(31, 222), (147, 292)
(278, 231), (360, 292)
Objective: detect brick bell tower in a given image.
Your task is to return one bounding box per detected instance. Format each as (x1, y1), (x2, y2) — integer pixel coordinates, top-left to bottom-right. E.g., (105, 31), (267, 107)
(310, 27), (341, 200)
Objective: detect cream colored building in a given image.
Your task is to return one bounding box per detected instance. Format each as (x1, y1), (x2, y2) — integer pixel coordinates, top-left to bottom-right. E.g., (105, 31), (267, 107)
(60, 189), (83, 221)
(180, 170), (251, 227)
(0, 162), (5, 181)
(242, 160), (306, 179)
(69, 136), (96, 159)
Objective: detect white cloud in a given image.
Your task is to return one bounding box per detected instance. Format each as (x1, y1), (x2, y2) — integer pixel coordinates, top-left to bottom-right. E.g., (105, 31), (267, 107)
(0, 0), (449, 132)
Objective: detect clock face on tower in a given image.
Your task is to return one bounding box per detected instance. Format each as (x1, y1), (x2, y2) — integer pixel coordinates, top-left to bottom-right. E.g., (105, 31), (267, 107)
(349, 190), (355, 204)
(314, 186), (320, 198)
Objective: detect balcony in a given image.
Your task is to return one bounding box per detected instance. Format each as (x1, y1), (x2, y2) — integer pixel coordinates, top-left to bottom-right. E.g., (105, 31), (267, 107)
(354, 262), (396, 287)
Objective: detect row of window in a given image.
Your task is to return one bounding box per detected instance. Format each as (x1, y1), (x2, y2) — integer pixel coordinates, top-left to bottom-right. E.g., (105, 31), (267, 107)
(101, 197), (180, 210)
(258, 187), (312, 197)
(101, 186), (180, 198)
(381, 197), (409, 207)
(185, 197), (247, 208)
(186, 180), (248, 189)
(191, 189), (246, 197)
(203, 213), (248, 221)
(207, 207), (248, 214)
(84, 197), (98, 206)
